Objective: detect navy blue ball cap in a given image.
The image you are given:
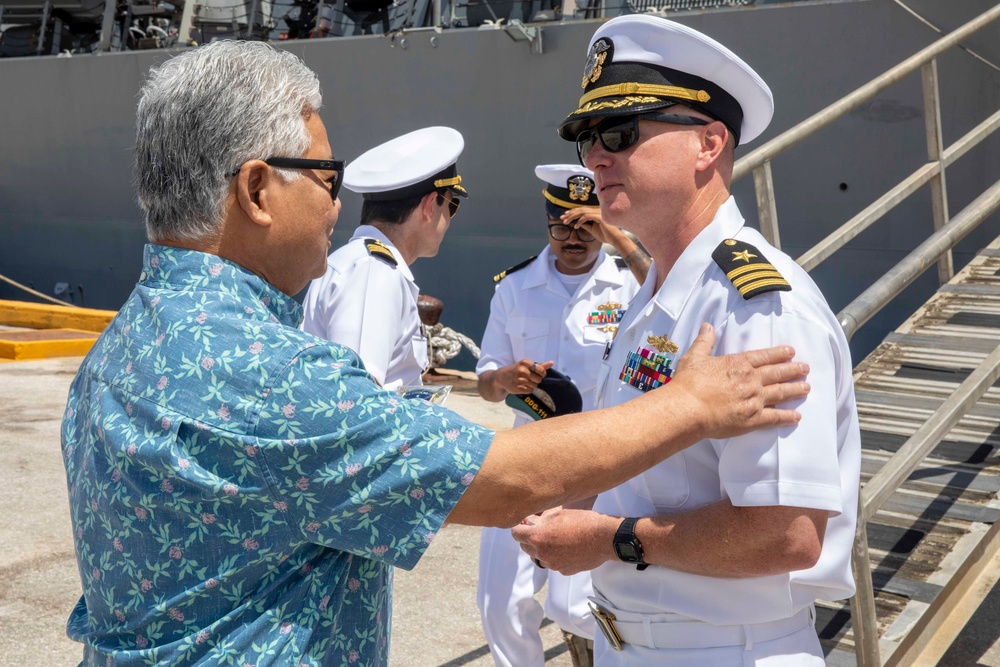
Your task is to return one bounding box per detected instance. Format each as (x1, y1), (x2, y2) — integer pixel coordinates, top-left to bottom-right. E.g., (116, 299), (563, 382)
(504, 368), (583, 421)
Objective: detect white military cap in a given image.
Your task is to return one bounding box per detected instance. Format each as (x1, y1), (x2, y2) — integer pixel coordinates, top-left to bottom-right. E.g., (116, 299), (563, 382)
(535, 164), (598, 216)
(344, 126), (468, 201)
(558, 15), (774, 147)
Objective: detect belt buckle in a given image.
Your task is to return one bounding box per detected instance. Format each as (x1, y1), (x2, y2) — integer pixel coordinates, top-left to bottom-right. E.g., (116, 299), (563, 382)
(588, 601), (624, 652)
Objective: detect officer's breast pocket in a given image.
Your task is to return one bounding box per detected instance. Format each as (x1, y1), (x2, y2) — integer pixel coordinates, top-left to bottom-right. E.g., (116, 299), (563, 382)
(505, 317), (549, 359)
(581, 327), (611, 378)
(628, 456), (690, 510)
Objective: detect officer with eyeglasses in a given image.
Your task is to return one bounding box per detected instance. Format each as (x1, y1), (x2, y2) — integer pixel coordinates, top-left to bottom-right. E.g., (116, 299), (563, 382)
(475, 164), (648, 667)
(512, 16), (862, 666)
(302, 126), (466, 391)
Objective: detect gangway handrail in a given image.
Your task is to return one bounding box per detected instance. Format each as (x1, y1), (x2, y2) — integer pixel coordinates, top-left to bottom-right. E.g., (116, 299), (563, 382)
(728, 5), (1000, 667)
(733, 3), (1000, 183)
(837, 178), (1000, 341)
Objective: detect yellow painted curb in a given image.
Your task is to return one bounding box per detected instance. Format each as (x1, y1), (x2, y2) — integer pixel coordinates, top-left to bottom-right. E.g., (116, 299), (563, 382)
(0, 300), (117, 333)
(0, 329), (100, 361)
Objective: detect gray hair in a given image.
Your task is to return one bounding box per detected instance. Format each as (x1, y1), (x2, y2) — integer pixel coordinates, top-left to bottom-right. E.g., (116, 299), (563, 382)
(135, 40), (323, 243)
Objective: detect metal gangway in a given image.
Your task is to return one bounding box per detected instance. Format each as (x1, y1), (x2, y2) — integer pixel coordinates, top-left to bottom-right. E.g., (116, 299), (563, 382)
(732, 4), (1000, 665)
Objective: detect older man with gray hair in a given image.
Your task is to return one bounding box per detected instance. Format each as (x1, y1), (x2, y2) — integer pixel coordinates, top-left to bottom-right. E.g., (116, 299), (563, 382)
(61, 40), (810, 666)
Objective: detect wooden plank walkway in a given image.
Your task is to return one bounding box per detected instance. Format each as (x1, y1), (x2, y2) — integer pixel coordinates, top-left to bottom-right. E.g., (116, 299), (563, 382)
(817, 238), (1000, 665)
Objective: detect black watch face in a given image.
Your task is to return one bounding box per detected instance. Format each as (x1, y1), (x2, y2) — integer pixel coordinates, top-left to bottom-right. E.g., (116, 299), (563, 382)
(616, 542), (639, 561)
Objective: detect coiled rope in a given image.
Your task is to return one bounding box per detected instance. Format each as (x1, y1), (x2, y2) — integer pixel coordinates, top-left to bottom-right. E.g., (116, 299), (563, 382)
(426, 322), (481, 369)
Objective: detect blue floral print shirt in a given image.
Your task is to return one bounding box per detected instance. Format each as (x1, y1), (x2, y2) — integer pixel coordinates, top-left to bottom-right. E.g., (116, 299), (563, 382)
(61, 245), (494, 667)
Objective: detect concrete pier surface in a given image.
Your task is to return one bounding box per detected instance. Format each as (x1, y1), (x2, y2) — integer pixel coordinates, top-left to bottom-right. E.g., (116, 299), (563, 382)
(1, 356), (996, 666)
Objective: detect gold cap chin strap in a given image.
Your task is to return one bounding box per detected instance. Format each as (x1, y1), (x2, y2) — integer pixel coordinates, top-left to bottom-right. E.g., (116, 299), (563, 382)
(434, 175), (462, 188)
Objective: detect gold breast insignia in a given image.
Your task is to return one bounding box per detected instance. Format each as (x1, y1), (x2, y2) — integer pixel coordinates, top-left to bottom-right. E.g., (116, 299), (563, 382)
(646, 334), (678, 354)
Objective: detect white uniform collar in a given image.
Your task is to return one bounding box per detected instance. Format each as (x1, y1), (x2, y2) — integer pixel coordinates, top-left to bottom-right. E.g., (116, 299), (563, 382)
(521, 246), (622, 289)
(350, 224), (415, 283)
(652, 196), (744, 318)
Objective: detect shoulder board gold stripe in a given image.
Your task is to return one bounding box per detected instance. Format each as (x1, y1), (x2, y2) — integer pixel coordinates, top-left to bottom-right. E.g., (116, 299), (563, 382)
(737, 278), (791, 296)
(579, 82), (711, 108)
(726, 263), (777, 280)
(732, 270), (785, 289)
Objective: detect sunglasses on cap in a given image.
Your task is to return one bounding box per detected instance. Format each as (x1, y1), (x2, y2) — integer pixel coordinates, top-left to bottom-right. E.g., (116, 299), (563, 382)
(576, 112), (709, 165)
(436, 191), (461, 218)
(231, 157), (346, 202)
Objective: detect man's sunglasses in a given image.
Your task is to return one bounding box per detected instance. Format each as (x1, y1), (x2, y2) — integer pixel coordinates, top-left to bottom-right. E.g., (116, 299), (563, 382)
(548, 223), (596, 243)
(576, 112), (709, 165)
(437, 191), (461, 218)
(231, 157), (346, 201)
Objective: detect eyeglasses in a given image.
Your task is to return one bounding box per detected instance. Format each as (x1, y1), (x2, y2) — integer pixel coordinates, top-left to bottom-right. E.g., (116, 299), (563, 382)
(548, 223), (596, 243)
(265, 157), (346, 202)
(231, 157), (346, 202)
(576, 112), (709, 165)
(437, 191), (461, 218)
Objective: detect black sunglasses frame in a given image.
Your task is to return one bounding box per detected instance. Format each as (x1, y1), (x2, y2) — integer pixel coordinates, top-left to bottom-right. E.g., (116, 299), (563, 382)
(548, 223), (596, 243)
(576, 112), (710, 165)
(264, 157), (346, 201)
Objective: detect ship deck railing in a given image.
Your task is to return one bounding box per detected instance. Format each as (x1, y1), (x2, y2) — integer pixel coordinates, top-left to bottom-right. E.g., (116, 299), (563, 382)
(728, 4), (1000, 665)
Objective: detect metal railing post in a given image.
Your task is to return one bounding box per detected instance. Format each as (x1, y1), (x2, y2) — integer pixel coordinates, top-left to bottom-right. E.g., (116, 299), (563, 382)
(922, 58), (953, 284)
(98, 0), (116, 51)
(851, 522), (881, 667)
(36, 0), (50, 55)
(753, 161), (781, 249)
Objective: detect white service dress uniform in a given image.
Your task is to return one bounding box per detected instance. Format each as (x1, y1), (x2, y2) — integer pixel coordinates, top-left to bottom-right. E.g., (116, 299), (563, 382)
(589, 197), (862, 666)
(476, 246), (640, 667)
(301, 224), (428, 390)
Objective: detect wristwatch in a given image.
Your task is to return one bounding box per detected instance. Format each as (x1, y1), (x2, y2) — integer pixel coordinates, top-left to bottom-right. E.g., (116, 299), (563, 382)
(612, 517), (649, 571)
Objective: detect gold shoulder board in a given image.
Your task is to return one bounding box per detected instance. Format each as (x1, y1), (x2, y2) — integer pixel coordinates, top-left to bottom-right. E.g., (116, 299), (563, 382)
(711, 239), (791, 300)
(365, 239), (398, 266)
(493, 255), (537, 283)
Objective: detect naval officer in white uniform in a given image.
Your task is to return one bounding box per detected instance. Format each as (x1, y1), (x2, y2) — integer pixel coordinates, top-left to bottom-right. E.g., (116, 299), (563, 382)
(301, 127), (466, 390)
(475, 165), (647, 667)
(513, 16), (862, 666)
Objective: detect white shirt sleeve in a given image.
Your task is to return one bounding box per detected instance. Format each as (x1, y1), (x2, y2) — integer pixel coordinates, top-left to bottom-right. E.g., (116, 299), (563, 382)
(317, 258), (406, 387)
(476, 284), (516, 377)
(712, 302), (847, 515)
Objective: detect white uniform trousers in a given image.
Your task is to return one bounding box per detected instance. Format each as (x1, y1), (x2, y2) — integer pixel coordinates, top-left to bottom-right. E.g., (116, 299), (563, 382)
(478, 526), (596, 667)
(593, 605), (825, 667)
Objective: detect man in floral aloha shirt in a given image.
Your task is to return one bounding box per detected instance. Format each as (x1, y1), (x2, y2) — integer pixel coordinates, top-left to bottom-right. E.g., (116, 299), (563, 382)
(61, 40), (810, 667)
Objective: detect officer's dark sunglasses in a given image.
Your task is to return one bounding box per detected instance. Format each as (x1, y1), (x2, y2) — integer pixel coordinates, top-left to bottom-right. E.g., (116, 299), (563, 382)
(231, 157), (346, 201)
(576, 112), (709, 165)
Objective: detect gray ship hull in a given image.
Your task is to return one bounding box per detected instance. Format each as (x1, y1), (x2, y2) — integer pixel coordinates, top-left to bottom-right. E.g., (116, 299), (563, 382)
(2, 0), (999, 365)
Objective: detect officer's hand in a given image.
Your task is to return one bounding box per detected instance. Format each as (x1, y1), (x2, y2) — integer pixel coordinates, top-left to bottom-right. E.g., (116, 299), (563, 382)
(512, 508), (618, 575)
(497, 360), (554, 395)
(670, 323), (810, 438)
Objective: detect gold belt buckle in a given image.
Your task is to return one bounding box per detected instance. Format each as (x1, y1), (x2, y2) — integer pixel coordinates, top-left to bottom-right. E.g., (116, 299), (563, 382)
(588, 601), (624, 652)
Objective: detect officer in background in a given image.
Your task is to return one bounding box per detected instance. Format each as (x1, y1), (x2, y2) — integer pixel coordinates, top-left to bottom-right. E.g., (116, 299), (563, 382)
(301, 126), (466, 390)
(475, 165), (648, 667)
(513, 17), (861, 666)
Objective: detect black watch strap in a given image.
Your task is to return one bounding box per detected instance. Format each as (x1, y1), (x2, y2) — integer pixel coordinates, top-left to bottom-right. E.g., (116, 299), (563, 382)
(613, 516), (649, 571)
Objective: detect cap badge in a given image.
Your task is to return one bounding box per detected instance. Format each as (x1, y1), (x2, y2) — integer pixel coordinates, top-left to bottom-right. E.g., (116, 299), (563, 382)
(568, 175), (595, 201)
(582, 38), (612, 89)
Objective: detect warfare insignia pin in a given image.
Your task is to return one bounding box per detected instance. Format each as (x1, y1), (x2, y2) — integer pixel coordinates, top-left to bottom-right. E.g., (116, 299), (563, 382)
(620, 342), (677, 392)
(568, 175), (595, 201)
(582, 38), (612, 89)
(646, 334), (679, 354)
